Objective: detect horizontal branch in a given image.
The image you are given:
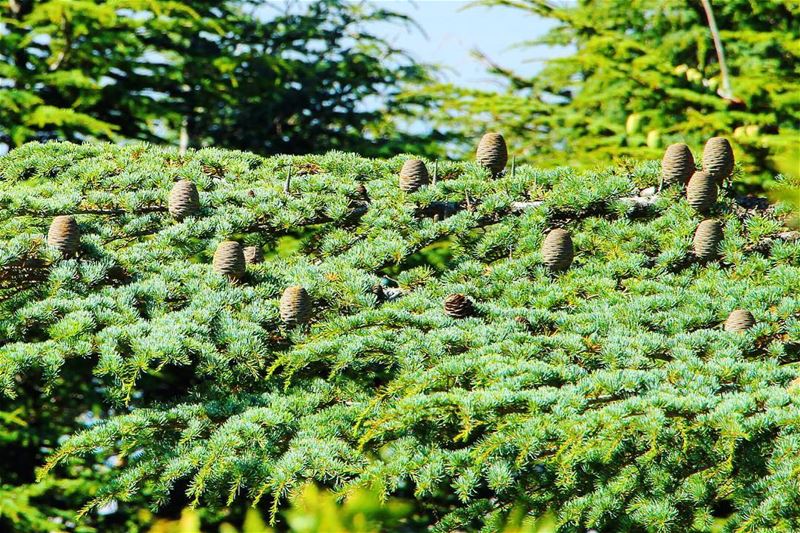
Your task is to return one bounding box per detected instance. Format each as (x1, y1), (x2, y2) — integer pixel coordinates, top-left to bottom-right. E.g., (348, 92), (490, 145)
(245, 204), (368, 234)
(417, 194), (659, 220)
(74, 206), (167, 215)
(511, 195), (659, 213)
(9, 206), (168, 217)
(746, 231), (800, 254)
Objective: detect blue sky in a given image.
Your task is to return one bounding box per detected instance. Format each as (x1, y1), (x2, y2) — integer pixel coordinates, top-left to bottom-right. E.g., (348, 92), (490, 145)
(372, 1), (560, 89)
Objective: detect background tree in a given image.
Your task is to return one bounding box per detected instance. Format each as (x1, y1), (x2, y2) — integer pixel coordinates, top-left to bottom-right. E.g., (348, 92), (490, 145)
(0, 0), (440, 157)
(407, 0), (799, 187)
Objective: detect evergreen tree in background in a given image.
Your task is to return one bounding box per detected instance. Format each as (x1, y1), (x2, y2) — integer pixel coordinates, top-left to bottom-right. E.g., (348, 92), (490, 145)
(0, 0), (438, 157)
(409, 0), (799, 187)
(1, 140), (799, 531)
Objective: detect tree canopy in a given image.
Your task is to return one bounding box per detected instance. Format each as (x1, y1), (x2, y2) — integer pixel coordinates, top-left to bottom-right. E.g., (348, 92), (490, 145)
(0, 0), (436, 157)
(1, 140), (799, 531)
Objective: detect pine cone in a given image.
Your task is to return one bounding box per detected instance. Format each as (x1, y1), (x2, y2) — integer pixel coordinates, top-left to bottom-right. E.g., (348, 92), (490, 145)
(243, 246), (263, 265)
(724, 309), (755, 333)
(444, 293), (475, 319)
(370, 282), (385, 302)
(476, 133), (508, 177)
(47, 215), (80, 256)
(686, 171), (718, 213)
(541, 229), (574, 271)
(693, 219), (723, 261)
(399, 160), (429, 192)
(355, 182), (369, 203)
(514, 316), (531, 329)
(661, 143), (694, 187)
(168, 180), (200, 220)
(703, 137), (734, 185)
(280, 285), (312, 326)
(212, 240), (245, 280)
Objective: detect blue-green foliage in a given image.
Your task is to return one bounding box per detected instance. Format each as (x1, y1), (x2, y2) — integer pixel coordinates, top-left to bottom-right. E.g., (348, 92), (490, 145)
(1, 142), (799, 532)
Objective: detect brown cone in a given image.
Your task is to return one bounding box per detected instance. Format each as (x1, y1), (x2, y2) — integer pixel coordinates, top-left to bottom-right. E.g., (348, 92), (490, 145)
(444, 293), (475, 319)
(542, 229), (574, 271)
(243, 246), (263, 265)
(703, 137), (734, 185)
(355, 182), (369, 202)
(661, 143), (694, 187)
(399, 160), (429, 192)
(370, 282), (385, 302)
(693, 219), (723, 261)
(686, 171), (718, 213)
(47, 215), (80, 256)
(280, 285), (312, 326)
(724, 309), (755, 332)
(476, 133), (508, 176)
(212, 241), (245, 280)
(168, 180), (200, 220)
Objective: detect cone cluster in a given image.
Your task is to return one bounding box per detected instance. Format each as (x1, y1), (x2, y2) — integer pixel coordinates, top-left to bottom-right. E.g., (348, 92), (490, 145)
(703, 137), (734, 185)
(724, 309), (755, 333)
(399, 160), (429, 192)
(168, 180), (200, 220)
(542, 229), (574, 271)
(444, 293), (475, 319)
(476, 133), (508, 177)
(693, 219), (723, 261)
(212, 241), (245, 280)
(280, 285), (312, 326)
(686, 171), (718, 213)
(243, 246), (263, 265)
(661, 143), (694, 187)
(47, 215), (80, 256)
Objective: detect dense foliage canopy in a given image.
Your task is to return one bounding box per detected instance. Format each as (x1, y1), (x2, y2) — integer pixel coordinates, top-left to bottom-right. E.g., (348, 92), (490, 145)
(1, 140), (799, 531)
(412, 0), (800, 186)
(0, 0), (434, 157)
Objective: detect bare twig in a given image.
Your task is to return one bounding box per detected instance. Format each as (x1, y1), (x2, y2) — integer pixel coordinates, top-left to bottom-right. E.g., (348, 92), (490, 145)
(700, 0), (735, 101)
(284, 165), (292, 195)
(179, 116), (189, 155)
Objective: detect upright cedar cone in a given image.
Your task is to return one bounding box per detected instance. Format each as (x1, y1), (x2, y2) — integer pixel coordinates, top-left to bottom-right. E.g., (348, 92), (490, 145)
(542, 229), (574, 271)
(370, 282), (385, 302)
(280, 285), (312, 326)
(686, 171), (718, 213)
(724, 309), (755, 332)
(693, 219), (723, 261)
(476, 133), (508, 177)
(444, 293), (475, 318)
(703, 137), (734, 185)
(355, 182), (369, 203)
(47, 215), (80, 256)
(212, 241), (245, 280)
(399, 160), (429, 192)
(168, 180), (200, 220)
(243, 246), (263, 265)
(661, 143), (694, 187)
